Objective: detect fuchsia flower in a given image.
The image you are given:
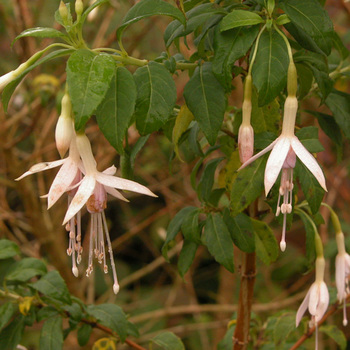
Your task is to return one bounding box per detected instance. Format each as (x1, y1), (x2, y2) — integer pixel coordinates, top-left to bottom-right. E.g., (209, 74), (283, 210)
(296, 257), (329, 350)
(239, 96), (327, 251)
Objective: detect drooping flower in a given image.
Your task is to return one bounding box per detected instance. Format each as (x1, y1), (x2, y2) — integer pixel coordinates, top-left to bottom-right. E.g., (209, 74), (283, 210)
(335, 231), (350, 326)
(239, 96), (327, 251)
(296, 256), (329, 350)
(62, 133), (157, 293)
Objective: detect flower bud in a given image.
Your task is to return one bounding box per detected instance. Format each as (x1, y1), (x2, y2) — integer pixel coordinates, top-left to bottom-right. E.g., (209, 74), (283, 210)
(75, 0), (84, 17)
(59, 1), (69, 24)
(55, 93), (74, 157)
(238, 124), (254, 163)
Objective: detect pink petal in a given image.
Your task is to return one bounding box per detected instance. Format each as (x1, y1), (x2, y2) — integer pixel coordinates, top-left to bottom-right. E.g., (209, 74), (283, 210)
(96, 173), (157, 197)
(264, 137), (291, 195)
(308, 283), (320, 316)
(237, 139), (278, 171)
(315, 282), (329, 322)
(15, 159), (65, 181)
(62, 176), (96, 224)
(335, 254), (346, 301)
(103, 166), (117, 176)
(105, 186), (129, 202)
(296, 288), (311, 327)
(47, 159), (79, 209)
(291, 137), (327, 191)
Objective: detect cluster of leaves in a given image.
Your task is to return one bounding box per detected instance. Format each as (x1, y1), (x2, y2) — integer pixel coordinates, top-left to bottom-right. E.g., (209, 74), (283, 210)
(0, 240), (185, 350)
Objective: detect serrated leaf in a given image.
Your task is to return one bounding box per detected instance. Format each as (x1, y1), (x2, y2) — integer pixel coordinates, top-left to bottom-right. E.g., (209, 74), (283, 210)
(178, 240), (198, 277)
(67, 49), (115, 130)
(295, 126), (324, 153)
(181, 207), (200, 243)
(164, 4), (224, 47)
(150, 331), (185, 350)
(220, 10), (264, 31)
(204, 213), (234, 272)
(2, 49), (73, 112)
(173, 105), (194, 160)
(31, 271), (71, 305)
(295, 161), (325, 215)
(252, 30), (289, 106)
(325, 90), (350, 140)
(6, 257), (47, 282)
(0, 303), (16, 332)
(12, 27), (67, 46)
(133, 61), (176, 135)
(230, 154), (267, 216)
(0, 315), (25, 350)
(96, 66), (136, 154)
(280, 0), (334, 56)
(319, 325), (346, 350)
(77, 324), (92, 347)
(274, 313), (295, 349)
(87, 304), (128, 342)
(184, 62), (226, 145)
(0, 240), (20, 260)
(40, 316), (63, 350)
(252, 219), (278, 265)
(223, 210), (255, 253)
(162, 206), (197, 260)
(117, 0), (185, 41)
(213, 25), (259, 90)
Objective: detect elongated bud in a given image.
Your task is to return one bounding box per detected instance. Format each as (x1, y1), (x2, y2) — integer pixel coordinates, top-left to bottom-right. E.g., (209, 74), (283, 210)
(75, 0), (84, 17)
(281, 96), (298, 136)
(238, 124), (254, 163)
(287, 61), (297, 97)
(0, 61), (30, 93)
(55, 93), (74, 157)
(59, 1), (69, 24)
(315, 256), (325, 282)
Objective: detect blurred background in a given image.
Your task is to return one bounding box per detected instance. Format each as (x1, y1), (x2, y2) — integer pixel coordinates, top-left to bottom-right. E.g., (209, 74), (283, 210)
(0, 0), (350, 349)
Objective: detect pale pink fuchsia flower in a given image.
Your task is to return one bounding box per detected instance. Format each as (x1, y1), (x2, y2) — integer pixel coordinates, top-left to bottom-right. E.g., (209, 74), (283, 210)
(63, 133), (157, 293)
(239, 96), (327, 251)
(296, 257), (329, 350)
(335, 232), (350, 326)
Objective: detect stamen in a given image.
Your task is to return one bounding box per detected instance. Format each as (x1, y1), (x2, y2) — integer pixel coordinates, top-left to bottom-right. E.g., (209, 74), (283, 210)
(343, 298), (348, 326)
(280, 213), (287, 252)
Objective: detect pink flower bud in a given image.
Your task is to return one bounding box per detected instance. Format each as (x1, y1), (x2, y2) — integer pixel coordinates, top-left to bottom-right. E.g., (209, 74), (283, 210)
(238, 124), (254, 163)
(55, 94), (74, 158)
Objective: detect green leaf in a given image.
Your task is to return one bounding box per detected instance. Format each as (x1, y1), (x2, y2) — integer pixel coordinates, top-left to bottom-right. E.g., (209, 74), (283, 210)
(217, 324), (235, 350)
(96, 66), (136, 154)
(181, 207), (201, 243)
(13, 28), (67, 46)
(325, 90), (350, 140)
(204, 213), (234, 272)
(31, 271), (71, 305)
(295, 126), (324, 153)
(213, 25), (259, 90)
(223, 211), (255, 253)
(150, 331), (185, 350)
(0, 240), (20, 260)
(295, 161), (325, 215)
(198, 157), (224, 202)
(133, 62), (177, 135)
(274, 313), (296, 349)
(230, 154), (267, 216)
(332, 32), (349, 60)
(320, 325), (346, 350)
(280, 0), (334, 56)
(117, 0), (185, 41)
(184, 62), (226, 145)
(66, 49), (115, 130)
(0, 303), (16, 332)
(252, 219), (279, 265)
(87, 304), (128, 342)
(164, 4), (224, 47)
(81, 0), (109, 25)
(37, 307), (59, 322)
(178, 240), (198, 277)
(77, 324), (92, 347)
(252, 30), (289, 106)
(306, 110), (342, 147)
(2, 49), (73, 112)
(6, 257), (47, 282)
(220, 10), (264, 31)
(40, 316), (63, 350)
(296, 209), (315, 267)
(0, 315), (25, 350)
(295, 63), (313, 99)
(162, 206), (197, 260)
